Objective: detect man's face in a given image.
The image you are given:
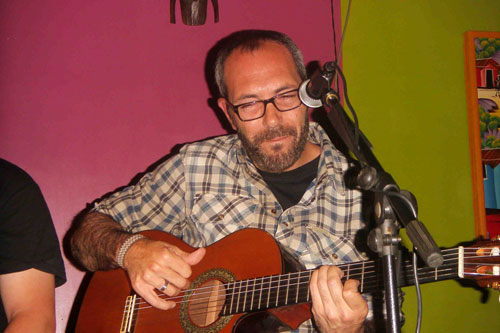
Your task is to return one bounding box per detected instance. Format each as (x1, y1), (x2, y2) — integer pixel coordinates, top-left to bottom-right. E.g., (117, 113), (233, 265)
(217, 41), (310, 173)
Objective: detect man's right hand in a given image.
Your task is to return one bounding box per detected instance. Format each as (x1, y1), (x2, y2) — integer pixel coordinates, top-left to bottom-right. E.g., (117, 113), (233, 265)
(123, 238), (206, 310)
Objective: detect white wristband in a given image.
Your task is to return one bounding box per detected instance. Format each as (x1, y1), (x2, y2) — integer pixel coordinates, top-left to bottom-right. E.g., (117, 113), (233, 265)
(116, 234), (146, 268)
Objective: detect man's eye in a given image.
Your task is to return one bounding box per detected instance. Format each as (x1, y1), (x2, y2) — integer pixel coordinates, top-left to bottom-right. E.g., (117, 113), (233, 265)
(239, 102), (257, 110)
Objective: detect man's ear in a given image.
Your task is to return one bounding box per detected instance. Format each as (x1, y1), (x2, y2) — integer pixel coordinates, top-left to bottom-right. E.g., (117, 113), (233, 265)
(218, 97), (237, 131)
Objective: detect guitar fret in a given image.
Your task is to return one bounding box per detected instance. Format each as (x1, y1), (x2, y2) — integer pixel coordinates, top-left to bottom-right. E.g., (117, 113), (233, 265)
(228, 282), (236, 314)
(347, 263), (350, 280)
(250, 277), (255, 311)
(306, 271), (311, 302)
(221, 282), (230, 316)
(295, 272), (300, 303)
(232, 281), (240, 314)
(285, 272), (290, 305)
(275, 274), (281, 307)
(258, 277), (264, 310)
(229, 281), (236, 315)
(266, 276), (271, 308)
(221, 303), (227, 316)
(236, 280), (242, 313)
(242, 279), (248, 312)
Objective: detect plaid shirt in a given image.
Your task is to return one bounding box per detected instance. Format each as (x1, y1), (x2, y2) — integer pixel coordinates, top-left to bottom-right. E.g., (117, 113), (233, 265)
(95, 122), (370, 332)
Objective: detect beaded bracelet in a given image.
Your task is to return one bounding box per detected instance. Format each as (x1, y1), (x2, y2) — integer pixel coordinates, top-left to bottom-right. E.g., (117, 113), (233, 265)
(116, 234), (146, 268)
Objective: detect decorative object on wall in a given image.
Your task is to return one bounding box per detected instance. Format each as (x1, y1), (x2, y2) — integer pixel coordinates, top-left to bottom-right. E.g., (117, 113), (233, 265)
(170, 0), (219, 26)
(464, 30), (500, 239)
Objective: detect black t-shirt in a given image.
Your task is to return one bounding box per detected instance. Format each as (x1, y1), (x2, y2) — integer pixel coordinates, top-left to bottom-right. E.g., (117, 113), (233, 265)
(258, 157), (319, 210)
(0, 159), (66, 331)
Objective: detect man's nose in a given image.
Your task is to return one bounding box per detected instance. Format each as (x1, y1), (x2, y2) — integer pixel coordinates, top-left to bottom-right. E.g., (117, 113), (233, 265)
(262, 101), (281, 127)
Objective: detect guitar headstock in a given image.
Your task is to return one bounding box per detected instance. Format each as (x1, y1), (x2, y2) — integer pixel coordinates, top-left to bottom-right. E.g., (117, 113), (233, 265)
(462, 236), (500, 290)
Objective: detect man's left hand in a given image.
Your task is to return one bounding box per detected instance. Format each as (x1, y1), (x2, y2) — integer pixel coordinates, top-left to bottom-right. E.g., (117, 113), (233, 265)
(310, 265), (368, 333)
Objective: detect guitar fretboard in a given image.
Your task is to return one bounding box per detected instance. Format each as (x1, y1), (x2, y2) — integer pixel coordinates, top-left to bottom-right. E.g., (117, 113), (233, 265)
(221, 248), (460, 316)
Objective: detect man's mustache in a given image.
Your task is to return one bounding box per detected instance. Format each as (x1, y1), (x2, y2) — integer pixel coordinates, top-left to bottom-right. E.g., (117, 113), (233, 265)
(253, 126), (297, 145)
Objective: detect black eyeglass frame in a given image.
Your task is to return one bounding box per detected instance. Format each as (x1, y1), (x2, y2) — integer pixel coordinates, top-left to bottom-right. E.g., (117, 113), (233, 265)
(225, 88), (302, 122)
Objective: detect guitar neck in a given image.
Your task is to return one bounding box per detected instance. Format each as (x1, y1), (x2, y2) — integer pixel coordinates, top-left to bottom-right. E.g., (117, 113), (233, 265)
(222, 247), (461, 316)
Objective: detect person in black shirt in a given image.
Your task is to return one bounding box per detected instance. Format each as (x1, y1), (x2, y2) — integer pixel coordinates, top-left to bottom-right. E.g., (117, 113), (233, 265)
(0, 159), (66, 332)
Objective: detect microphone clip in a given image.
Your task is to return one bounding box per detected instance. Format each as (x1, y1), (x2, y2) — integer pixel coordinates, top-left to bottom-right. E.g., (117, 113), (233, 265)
(299, 61), (337, 108)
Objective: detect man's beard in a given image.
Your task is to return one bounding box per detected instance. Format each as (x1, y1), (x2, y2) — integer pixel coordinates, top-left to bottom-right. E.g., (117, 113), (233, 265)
(238, 117), (309, 173)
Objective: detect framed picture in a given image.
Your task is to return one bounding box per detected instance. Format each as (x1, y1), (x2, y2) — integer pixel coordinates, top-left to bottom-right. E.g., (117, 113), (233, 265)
(464, 31), (500, 239)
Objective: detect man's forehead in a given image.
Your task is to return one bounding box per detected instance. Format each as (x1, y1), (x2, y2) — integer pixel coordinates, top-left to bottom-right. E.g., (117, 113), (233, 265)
(223, 41), (299, 81)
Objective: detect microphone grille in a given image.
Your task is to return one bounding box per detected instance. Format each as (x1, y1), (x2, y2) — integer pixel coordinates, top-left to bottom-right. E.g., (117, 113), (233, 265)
(298, 79), (323, 108)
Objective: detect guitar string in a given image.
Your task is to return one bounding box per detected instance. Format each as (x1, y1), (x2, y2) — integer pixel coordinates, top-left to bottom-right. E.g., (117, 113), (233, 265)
(169, 266), (466, 315)
(140, 248), (459, 304)
(174, 247), (494, 300)
(135, 266), (460, 313)
(142, 267), (486, 315)
(129, 248), (495, 314)
(122, 250), (497, 321)
(164, 247), (492, 304)
(134, 260), (478, 312)
(134, 248), (466, 306)
(133, 250), (483, 311)
(132, 269), (471, 316)
(185, 274), (468, 318)
(126, 269), (492, 316)
(134, 270), (465, 317)
(175, 270), (462, 317)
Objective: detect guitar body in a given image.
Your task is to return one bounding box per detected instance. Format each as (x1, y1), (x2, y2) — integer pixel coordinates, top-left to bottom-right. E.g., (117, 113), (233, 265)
(75, 229), (311, 332)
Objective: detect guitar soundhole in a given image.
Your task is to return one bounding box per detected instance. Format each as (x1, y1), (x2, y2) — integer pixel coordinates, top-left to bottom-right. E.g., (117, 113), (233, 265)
(188, 279), (226, 327)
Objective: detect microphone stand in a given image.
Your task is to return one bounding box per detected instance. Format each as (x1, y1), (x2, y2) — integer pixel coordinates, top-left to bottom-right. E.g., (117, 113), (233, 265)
(308, 62), (443, 333)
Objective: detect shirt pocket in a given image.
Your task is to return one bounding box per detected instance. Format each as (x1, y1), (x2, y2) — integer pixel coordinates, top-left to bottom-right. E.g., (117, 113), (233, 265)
(306, 224), (365, 265)
(189, 193), (258, 244)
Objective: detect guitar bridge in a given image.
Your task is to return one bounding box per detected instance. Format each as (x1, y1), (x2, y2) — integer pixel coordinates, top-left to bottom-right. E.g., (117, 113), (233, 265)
(121, 294), (138, 333)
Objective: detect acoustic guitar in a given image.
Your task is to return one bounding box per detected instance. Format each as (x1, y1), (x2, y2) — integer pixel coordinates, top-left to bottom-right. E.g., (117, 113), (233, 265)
(74, 228), (500, 332)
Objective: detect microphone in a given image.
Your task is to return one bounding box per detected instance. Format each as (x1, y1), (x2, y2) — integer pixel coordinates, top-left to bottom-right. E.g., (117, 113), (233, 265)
(299, 61), (337, 108)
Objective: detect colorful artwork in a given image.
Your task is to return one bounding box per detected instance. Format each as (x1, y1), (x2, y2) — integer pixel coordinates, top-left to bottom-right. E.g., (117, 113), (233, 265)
(464, 31), (500, 239)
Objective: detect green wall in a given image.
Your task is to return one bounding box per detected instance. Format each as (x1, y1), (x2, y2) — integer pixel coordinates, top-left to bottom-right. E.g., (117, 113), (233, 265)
(341, 1), (500, 332)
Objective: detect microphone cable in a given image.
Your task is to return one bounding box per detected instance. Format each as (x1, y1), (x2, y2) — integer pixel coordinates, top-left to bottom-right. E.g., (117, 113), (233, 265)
(330, 2), (423, 331)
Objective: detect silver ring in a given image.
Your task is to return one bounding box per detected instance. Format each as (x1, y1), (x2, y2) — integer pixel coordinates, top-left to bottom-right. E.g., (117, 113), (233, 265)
(159, 281), (168, 292)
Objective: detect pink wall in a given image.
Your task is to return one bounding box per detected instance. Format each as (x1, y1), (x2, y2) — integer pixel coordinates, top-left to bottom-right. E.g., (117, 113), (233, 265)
(0, 1), (340, 331)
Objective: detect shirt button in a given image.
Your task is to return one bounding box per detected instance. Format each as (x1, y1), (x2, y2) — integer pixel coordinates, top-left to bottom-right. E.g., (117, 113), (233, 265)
(270, 208), (276, 214)
(332, 253), (338, 259)
(283, 222), (290, 227)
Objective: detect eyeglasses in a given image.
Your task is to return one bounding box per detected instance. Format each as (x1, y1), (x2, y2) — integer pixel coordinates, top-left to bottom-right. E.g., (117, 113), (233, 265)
(226, 88), (302, 122)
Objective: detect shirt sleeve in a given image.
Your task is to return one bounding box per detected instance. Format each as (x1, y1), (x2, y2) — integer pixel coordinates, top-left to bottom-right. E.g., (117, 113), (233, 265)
(0, 162), (66, 287)
(94, 154), (187, 238)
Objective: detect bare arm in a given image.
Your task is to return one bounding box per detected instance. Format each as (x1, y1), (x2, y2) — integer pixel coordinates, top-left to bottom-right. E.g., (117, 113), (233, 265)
(70, 211), (132, 271)
(0, 269), (55, 333)
(70, 211), (206, 310)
